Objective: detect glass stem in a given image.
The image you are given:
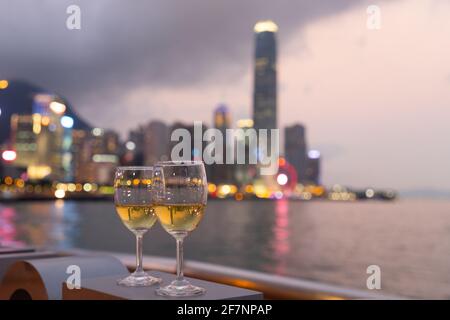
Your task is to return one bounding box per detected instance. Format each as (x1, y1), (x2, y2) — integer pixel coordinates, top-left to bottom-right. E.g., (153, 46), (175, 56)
(176, 237), (184, 281)
(135, 234), (144, 274)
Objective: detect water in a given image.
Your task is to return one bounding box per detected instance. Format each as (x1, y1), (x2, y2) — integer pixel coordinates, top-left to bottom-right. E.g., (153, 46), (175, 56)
(1, 199), (450, 299)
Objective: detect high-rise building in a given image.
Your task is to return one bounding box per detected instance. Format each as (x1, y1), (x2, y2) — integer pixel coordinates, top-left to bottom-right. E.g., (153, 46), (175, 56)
(234, 119), (257, 185)
(127, 126), (145, 166)
(143, 121), (170, 165)
(10, 114), (36, 169)
(210, 104), (234, 184)
(284, 124), (308, 183)
(306, 150), (321, 185)
(214, 104), (231, 132)
(9, 94), (72, 181)
(253, 20), (278, 133)
(71, 129), (88, 182)
(33, 95), (70, 181)
(75, 128), (119, 184)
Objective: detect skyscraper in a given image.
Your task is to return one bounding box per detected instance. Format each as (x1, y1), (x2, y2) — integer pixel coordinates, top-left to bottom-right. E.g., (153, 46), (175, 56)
(9, 94), (72, 181)
(214, 104), (231, 132)
(253, 20), (278, 133)
(143, 120), (170, 165)
(285, 124), (308, 183)
(235, 119), (257, 185)
(10, 114), (36, 169)
(210, 104), (234, 183)
(75, 128), (119, 184)
(127, 126), (145, 166)
(306, 150), (321, 185)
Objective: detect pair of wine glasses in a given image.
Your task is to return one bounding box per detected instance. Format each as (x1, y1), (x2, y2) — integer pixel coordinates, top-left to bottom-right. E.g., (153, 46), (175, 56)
(114, 161), (207, 297)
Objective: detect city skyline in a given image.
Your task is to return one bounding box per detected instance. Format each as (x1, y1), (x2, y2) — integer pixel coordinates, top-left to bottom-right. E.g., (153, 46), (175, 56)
(1, 0), (450, 191)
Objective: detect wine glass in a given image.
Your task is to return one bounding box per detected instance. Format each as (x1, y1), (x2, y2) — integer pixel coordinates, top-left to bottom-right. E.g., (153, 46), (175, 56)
(114, 167), (162, 287)
(153, 161), (208, 297)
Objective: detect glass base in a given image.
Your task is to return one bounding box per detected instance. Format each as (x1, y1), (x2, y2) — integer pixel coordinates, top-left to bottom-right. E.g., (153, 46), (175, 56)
(117, 271), (162, 287)
(156, 279), (206, 297)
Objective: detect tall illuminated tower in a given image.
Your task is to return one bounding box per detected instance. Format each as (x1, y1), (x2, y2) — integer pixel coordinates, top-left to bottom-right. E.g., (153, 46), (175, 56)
(253, 20), (278, 133)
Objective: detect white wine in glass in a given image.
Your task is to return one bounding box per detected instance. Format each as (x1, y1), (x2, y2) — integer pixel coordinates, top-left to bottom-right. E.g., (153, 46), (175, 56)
(114, 167), (162, 287)
(153, 161), (208, 297)
(115, 204), (157, 232)
(154, 203), (205, 234)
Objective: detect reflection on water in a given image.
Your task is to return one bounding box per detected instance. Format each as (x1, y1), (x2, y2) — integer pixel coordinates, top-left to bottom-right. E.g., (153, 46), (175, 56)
(1, 199), (450, 298)
(270, 199), (290, 275)
(0, 206), (23, 247)
(0, 201), (79, 249)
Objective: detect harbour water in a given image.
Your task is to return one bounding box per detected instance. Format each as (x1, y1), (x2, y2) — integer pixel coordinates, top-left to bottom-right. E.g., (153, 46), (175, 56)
(1, 199), (450, 299)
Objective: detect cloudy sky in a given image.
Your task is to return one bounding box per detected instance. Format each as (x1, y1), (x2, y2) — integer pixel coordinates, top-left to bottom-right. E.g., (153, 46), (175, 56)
(1, 0), (450, 191)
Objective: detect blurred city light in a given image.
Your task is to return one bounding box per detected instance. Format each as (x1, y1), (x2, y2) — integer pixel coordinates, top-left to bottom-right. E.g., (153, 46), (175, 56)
(218, 184), (231, 198)
(365, 189), (375, 198)
(60, 116), (74, 128)
(235, 193), (244, 201)
(125, 141), (136, 151)
(92, 128), (103, 136)
(2, 150), (17, 162)
(99, 186), (114, 195)
(244, 185), (254, 193)
(41, 116), (50, 126)
(208, 183), (217, 193)
(0, 80), (9, 90)
(15, 179), (25, 188)
(49, 101), (66, 114)
(49, 123), (57, 132)
(54, 189), (66, 199)
(254, 20), (279, 33)
(277, 173), (288, 186)
(27, 165), (52, 180)
(236, 119), (254, 128)
(92, 154), (118, 163)
(31, 114), (42, 134)
(274, 191), (283, 199)
(254, 184), (270, 198)
(308, 150), (321, 159)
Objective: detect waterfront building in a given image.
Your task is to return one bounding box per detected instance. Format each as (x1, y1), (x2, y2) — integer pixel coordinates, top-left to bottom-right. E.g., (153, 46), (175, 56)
(9, 94), (72, 181)
(74, 128), (119, 184)
(71, 129), (88, 182)
(253, 20), (278, 134)
(10, 114), (36, 170)
(305, 150), (321, 185)
(126, 126), (145, 166)
(234, 118), (257, 186)
(284, 124), (308, 183)
(210, 104), (234, 184)
(143, 120), (170, 165)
